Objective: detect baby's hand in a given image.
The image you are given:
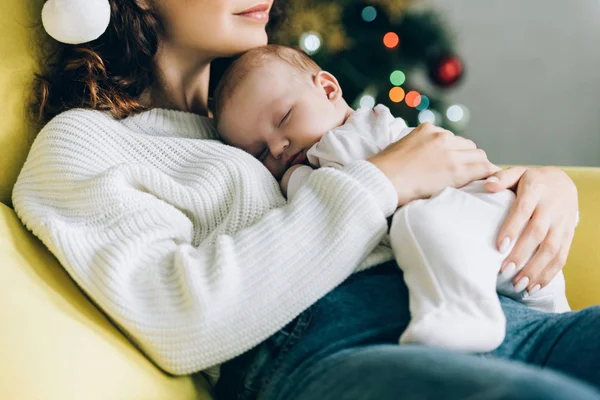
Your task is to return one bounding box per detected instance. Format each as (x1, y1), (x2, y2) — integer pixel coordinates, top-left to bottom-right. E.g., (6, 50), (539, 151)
(280, 165), (305, 198)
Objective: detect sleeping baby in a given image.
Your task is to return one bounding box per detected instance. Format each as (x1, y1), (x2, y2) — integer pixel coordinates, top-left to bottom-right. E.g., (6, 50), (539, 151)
(213, 44), (570, 352)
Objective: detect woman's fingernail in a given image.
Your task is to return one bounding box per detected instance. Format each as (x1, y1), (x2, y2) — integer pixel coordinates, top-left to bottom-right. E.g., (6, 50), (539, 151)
(486, 176), (500, 183)
(528, 284), (541, 296)
(514, 276), (530, 292)
(499, 237), (511, 253)
(502, 262), (516, 276)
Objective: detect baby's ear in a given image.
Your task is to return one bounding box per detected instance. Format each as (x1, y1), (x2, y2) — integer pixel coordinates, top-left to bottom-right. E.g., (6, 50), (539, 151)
(314, 71), (342, 101)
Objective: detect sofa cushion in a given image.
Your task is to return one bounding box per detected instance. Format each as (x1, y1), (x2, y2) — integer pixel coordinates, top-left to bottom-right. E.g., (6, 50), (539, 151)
(0, 202), (211, 400)
(0, 0), (45, 205)
(562, 167), (600, 310)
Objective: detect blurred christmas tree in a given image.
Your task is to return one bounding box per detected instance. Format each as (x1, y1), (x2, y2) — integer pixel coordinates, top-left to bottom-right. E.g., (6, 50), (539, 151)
(271, 0), (469, 131)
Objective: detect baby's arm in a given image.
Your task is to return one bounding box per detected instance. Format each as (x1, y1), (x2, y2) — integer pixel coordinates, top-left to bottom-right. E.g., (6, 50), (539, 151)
(283, 107), (410, 199)
(281, 165), (315, 199)
(308, 105), (412, 169)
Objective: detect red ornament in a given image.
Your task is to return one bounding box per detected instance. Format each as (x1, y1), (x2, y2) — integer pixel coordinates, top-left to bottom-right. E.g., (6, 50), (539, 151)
(429, 55), (464, 88)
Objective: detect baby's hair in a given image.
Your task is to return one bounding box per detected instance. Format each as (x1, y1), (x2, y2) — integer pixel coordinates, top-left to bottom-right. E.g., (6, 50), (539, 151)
(213, 44), (321, 123)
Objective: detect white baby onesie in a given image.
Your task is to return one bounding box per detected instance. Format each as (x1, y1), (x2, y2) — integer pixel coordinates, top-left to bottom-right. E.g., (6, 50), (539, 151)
(287, 104), (570, 353)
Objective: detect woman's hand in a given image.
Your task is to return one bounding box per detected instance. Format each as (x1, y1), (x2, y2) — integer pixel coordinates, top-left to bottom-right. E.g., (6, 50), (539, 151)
(484, 167), (579, 294)
(368, 122), (497, 206)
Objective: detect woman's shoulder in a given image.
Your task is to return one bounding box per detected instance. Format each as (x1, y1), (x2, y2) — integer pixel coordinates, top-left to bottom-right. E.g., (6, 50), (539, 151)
(46, 108), (116, 128)
(44, 107), (219, 141)
(31, 108), (247, 170)
(37, 108), (117, 143)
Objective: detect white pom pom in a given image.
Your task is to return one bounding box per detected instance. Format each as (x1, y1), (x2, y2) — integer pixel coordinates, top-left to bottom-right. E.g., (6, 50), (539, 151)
(42, 0), (111, 44)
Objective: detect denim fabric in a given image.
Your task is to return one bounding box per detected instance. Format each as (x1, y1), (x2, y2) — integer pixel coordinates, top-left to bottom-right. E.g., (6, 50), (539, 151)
(215, 261), (600, 400)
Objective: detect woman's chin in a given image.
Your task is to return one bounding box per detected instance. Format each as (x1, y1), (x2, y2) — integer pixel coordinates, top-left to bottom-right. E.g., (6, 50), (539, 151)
(229, 31), (269, 53)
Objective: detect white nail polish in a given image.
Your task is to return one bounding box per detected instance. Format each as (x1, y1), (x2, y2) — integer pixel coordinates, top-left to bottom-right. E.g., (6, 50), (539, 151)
(502, 262), (516, 277)
(528, 284), (541, 296)
(486, 176), (500, 183)
(514, 277), (530, 292)
(500, 237), (511, 254)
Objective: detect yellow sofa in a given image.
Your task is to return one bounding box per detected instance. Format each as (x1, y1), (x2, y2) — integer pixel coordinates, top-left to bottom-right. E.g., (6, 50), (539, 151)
(1, 2), (598, 400)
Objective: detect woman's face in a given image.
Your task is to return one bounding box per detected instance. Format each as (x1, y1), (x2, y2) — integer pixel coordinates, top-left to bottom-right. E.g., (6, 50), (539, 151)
(154, 0), (274, 58)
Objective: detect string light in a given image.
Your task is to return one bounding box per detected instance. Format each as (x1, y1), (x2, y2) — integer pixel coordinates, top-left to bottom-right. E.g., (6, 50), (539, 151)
(361, 6), (377, 22)
(405, 91), (421, 108)
(389, 87), (405, 103)
(415, 95), (430, 111)
(389, 70), (406, 86)
(383, 32), (399, 49)
(299, 32), (322, 55)
(359, 95), (376, 109)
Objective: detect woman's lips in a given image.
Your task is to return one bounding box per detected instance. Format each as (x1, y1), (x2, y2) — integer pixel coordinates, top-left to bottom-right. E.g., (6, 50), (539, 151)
(235, 3), (270, 23)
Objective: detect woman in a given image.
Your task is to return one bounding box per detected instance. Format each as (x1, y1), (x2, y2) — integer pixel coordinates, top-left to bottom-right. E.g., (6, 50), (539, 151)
(14, 0), (599, 399)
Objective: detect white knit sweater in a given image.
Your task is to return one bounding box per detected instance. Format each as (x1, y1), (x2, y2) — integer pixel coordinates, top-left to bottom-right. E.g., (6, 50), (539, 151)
(12, 108), (397, 378)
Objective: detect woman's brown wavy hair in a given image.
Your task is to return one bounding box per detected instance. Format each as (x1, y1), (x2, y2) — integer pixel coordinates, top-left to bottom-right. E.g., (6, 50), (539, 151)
(33, 0), (286, 125)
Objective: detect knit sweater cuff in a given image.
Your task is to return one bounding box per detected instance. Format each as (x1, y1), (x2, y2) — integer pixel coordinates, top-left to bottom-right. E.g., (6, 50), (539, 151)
(344, 160), (398, 217)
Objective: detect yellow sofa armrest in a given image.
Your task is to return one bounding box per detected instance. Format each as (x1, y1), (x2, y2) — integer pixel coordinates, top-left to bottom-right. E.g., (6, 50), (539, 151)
(0, 203), (212, 400)
(562, 167), (600, 310)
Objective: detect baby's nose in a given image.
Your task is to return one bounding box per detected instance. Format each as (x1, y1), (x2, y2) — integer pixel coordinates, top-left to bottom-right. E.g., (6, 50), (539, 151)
(271, 143), (288, 160)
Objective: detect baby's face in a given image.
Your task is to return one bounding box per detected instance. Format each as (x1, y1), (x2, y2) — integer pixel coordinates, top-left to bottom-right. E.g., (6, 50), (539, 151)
(218, 61), (345, 180)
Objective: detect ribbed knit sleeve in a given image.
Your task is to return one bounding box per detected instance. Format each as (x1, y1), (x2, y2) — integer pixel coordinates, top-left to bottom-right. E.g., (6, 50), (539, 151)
(12, 109), (397, 376)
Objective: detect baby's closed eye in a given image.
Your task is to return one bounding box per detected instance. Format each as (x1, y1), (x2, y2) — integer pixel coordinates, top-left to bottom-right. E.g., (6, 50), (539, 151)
(257, 147), (269, 161)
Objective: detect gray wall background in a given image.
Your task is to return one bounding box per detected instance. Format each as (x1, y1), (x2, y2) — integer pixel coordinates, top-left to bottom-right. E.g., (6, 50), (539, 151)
(416, 0), (600, 166)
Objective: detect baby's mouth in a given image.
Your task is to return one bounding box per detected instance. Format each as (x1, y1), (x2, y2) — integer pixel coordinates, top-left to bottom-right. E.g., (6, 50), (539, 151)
(287, 149), (308, 169)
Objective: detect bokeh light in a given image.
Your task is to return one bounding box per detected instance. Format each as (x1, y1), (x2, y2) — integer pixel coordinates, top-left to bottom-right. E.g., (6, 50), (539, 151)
(299, 32), (322, 55)
(446, 105), (465, 122)
(445, 104), (470, 130)
(389, 70), (406, 86)
(383, 32), (399, 49)
(415, 95), (430, 111)
(418, 109), (440, 124)
(359, 95), (376, 109)
(405, 91), (422, 108)
(389, 87), (405, 103)
(361, 6), (377, 22)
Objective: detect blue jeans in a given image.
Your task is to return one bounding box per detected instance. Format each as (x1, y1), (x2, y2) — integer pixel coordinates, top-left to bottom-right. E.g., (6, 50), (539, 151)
(215, 261), (600, 399)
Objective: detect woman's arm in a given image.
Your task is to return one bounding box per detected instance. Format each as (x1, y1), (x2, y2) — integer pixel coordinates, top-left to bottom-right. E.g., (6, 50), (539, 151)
(13, 113), (494, 375)
(12, 113), (398, 375)
(484, 167), (579, 293)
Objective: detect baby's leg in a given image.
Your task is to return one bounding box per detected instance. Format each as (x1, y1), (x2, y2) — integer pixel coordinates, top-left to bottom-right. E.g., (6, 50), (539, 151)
(390, 181), (514, 352)
(497, 257), (571, 313)
(470, 182), (572, 314)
